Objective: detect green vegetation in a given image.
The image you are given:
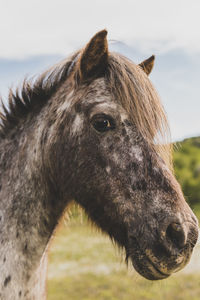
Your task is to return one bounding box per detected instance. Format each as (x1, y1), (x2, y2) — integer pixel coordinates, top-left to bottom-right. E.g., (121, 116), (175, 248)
(174, 136), (200, 219)
(47, 136), (200, 299)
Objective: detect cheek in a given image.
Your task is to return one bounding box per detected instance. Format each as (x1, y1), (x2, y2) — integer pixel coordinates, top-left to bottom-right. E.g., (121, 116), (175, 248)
(77, 124), (144, 181)
(108, 140), (144, 171)
(129, 146), (143, 162)
(102, 133), (147, 188)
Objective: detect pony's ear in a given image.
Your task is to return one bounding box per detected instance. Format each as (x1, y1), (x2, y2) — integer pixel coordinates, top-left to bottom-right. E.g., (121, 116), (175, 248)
(78, 29), (108, 81)
(139, 55), (155, 75)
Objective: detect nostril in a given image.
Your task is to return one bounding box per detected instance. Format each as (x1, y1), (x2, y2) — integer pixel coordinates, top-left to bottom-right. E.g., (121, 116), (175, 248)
(166, 222), (187, 249)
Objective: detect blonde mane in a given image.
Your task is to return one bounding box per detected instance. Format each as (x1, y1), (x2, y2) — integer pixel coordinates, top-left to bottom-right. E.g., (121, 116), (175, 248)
(106, 52), (172, 169)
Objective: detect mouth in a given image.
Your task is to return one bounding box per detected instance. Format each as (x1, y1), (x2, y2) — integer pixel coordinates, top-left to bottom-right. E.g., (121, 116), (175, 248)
(131, 253), (171, 280)
(127, 237), (190, 280)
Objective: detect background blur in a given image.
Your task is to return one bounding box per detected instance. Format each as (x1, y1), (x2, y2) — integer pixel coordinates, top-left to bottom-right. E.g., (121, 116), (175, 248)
(0, 1), (200, 299)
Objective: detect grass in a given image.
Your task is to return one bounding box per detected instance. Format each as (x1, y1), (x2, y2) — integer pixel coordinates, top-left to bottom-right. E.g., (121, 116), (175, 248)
(47, 213), (200, 300)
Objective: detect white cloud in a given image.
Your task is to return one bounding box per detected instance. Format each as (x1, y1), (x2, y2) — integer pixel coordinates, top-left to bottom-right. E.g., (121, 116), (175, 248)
(1, 0), (200, 58)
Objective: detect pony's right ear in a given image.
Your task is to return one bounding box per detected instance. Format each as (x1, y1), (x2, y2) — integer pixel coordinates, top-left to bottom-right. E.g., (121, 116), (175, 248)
(139, 55), (155, 75)
(78, 30), (109, 81)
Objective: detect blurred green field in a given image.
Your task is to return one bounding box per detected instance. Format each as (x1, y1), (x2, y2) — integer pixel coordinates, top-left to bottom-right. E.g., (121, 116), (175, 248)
(174, 136), (200, 216)
(47, 212), (200, 300)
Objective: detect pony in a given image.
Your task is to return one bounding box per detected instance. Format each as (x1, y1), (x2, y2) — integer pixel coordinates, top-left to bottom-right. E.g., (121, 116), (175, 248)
(0, 30), (198, 299)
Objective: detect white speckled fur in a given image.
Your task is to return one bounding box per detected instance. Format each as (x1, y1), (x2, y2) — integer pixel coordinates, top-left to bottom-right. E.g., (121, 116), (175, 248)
(70, 114), (83, 135)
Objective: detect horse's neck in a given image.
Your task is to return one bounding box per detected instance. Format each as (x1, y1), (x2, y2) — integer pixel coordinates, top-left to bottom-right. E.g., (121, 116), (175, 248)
(0, 119), (66, 299)
(0, 249), (48, 300)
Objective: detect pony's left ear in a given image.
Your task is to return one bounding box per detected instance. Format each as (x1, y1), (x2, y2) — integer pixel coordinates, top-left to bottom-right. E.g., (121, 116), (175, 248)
(78, 29), (108, 81)
(139, 55), (155, 75)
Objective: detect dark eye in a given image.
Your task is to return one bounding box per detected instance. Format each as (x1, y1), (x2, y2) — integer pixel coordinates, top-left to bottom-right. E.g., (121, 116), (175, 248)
(91, 115), (115, 132)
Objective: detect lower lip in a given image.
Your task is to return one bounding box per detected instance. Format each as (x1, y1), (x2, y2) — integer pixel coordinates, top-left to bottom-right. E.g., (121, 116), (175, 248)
(146, 260), (170, 279)
(132, 256), (170, 280)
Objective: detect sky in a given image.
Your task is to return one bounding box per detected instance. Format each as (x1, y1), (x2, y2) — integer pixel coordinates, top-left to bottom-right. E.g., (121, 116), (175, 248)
(0, 0), (200, 141)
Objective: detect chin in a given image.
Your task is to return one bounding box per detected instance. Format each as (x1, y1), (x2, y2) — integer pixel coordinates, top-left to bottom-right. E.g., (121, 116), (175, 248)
(131, 255), (171, 280)
(127, 243), (192, 281)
